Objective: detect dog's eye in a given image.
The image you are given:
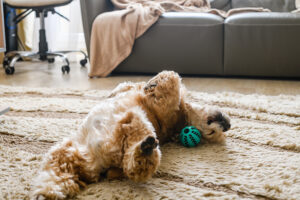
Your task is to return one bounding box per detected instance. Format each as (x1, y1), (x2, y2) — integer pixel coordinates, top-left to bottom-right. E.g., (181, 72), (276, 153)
(207, 120), (213, 125)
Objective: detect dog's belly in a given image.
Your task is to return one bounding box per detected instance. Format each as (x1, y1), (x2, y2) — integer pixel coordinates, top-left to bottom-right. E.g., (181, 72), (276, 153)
(80, 98), (137, 168)
(84, 100), (124, 138)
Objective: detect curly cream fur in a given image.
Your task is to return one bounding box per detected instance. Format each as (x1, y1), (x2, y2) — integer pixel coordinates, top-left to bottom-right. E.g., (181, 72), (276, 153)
(31, 71), (230, 199)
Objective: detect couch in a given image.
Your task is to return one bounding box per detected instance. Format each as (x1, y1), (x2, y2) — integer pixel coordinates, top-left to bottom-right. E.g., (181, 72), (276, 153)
(80, 0), (300, 78)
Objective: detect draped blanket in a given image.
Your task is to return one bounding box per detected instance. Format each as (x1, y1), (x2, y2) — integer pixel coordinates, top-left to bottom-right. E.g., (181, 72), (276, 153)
(89, 0), (270, 77)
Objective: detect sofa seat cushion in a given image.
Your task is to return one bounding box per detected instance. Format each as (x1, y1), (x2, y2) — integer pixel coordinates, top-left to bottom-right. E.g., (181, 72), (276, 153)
(231, 0), (296, 12)
(224, 13), (300, 77)
(225, 12), (300, 24)
(115, 12), (224, 75)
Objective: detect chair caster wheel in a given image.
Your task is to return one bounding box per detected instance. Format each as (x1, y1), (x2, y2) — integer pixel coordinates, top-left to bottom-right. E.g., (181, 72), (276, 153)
(48, 58), (55, 63)
(80, 59), (87, 67)
(5, 67), (15, 75)
(61, 65), (70, 74)
(3, 57), (11, 68)
(3, 60), (8, 68)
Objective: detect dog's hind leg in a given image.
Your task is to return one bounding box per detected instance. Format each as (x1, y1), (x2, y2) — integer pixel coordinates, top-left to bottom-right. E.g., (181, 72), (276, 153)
(123, 135), (160, 182)
(118, 107), (161, 182)
(31, 139), (98, 200)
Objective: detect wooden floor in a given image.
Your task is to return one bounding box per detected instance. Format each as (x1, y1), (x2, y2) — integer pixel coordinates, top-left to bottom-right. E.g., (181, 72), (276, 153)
(0, 61), (299, 95)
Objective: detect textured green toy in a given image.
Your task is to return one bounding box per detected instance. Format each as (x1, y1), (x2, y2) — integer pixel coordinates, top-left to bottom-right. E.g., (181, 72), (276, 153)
(180, 126), (202, 147)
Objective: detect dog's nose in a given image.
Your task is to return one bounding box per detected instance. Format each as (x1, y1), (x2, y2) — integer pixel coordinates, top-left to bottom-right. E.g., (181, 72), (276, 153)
(222, 123), (231, 132)
(220, 120), (231, 132)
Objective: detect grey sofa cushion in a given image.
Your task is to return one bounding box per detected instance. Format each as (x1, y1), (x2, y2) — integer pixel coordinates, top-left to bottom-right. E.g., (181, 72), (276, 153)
(115, 12), (224, 75)
(224, 12), (300, 77)
(231, 0), (296, 12)
(80, 0), (113, 53)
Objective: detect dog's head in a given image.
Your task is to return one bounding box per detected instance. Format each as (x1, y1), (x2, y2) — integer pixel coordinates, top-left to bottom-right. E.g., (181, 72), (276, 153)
(185, 103), (231, 143)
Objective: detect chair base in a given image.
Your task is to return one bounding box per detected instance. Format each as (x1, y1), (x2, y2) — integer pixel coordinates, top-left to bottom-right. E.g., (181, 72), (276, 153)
(3, 50), (88, 75)
(2, 6), (87, 75)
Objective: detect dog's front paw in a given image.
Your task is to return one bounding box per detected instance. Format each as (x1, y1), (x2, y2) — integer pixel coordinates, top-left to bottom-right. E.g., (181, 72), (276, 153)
(199, 108), (231, 143)
(186, 103), (231, 143)
(141, 136), (159, 156)
(123, 135), (161, 182)
(206, 109), (231, 133)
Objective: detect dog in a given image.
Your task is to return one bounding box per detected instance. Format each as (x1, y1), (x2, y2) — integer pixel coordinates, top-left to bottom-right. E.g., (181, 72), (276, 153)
(31, 71), (230, 199)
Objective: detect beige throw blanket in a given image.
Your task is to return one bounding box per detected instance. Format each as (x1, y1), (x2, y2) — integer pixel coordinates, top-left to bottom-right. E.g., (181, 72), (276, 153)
(89, 0), (269, 77)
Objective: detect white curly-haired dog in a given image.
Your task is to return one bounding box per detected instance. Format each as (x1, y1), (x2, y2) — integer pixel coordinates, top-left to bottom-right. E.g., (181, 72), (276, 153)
(31, 71), (230, 199)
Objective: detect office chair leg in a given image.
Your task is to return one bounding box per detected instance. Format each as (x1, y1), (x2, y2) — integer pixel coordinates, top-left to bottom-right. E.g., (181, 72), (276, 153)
(3, 51), (71, 75)
(47, 57), (55, 63)
(53, 50), (88, 67)
(3, 52), (38, 75)
(3, 51), (22, 66)
(4, 55), (19, 75)
(3, 57), (10, 69)
(47, 52), (70, 74)
(4, 65), (15, 75)
(3, 53), (21, 75)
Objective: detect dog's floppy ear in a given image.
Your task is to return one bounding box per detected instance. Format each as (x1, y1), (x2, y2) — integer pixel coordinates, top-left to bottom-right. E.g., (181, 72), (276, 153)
(183, 102), (199, 124)
(120, 111), (134, 124)
(119, 110), (146, 133)
(119, 112), (135, 132)
(184, 102), (193, 113)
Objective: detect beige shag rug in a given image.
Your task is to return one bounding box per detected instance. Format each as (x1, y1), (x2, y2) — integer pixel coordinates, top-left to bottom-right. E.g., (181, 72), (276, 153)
(0, 85), (299, 200)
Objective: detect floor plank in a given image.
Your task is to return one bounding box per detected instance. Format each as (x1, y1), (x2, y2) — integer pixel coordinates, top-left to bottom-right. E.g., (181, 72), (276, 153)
(0, 61), (299, 95)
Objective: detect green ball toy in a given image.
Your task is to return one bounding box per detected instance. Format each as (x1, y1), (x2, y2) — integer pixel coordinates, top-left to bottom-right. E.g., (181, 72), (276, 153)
(180, 126), (202, 147)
